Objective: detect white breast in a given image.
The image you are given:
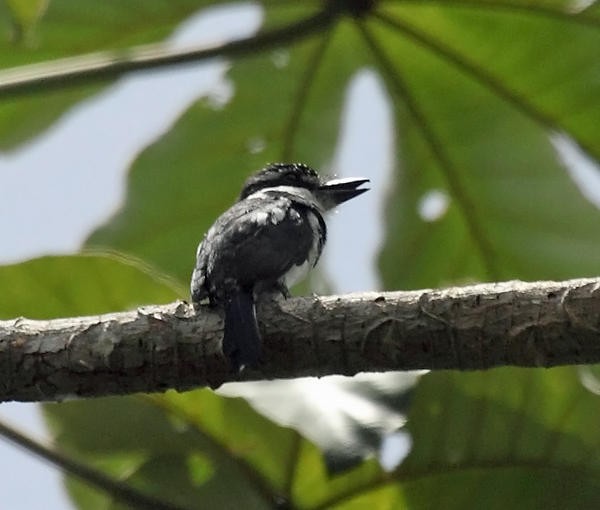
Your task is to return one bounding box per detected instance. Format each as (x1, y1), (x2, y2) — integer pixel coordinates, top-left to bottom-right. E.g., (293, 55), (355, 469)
(283, 209), (323, 288)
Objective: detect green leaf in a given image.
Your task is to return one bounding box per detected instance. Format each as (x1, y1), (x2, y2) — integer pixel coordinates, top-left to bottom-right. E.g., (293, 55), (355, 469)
(44, 388), (395, 510)
(369, 3), (600, 288)
(392, 4), (600, 161)
(396, 368), (600, 509)
(0, 0), (222, 149)
(46, 394), (274, 510)
(292, 368), (600, 509)
(0, 252), (182, 319)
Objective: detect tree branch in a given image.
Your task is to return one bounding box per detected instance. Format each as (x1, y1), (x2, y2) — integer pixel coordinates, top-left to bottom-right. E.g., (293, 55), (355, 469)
(0, 7), (335, 98)
(2, 278), (600, 403)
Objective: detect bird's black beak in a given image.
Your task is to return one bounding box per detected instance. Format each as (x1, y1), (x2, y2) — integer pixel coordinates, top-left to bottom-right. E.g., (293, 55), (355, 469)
(317, 177), (370, 210)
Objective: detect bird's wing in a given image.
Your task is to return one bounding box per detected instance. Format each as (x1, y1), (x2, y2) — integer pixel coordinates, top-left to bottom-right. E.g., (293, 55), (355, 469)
(205, 196), (324, 292)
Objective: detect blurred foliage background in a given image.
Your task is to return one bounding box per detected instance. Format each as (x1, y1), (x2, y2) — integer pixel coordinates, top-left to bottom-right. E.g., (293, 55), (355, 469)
(2, 0), (600, 508)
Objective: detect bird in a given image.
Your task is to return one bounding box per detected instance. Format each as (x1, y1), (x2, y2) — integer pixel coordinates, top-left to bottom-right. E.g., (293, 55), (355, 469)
(191, 162), (369, 372)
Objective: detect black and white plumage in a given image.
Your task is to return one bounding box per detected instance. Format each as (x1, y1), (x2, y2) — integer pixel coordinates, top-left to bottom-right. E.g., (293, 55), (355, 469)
(191, 163), (369, 371)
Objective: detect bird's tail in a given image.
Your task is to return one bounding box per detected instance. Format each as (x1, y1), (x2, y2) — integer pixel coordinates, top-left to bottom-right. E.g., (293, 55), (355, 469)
(223, 288), (261, 372)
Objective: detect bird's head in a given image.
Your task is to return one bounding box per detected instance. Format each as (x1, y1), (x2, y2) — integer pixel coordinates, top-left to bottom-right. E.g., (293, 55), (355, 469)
(240, 162), (369, 210)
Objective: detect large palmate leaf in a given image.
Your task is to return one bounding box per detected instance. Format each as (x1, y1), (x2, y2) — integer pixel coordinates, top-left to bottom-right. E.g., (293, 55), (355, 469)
(372, 3), (600, 288)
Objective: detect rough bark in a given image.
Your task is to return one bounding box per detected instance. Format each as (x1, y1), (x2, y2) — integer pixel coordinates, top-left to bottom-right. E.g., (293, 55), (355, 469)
(1, 278), (600, 402)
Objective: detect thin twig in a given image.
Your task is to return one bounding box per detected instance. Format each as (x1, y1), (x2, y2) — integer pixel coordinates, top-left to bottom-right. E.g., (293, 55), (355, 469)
(0, 418), (189, 510)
